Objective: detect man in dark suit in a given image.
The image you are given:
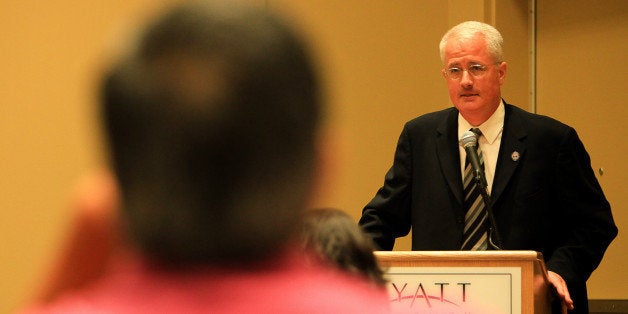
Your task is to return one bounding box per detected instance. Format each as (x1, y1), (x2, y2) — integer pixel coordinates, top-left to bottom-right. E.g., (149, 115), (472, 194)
(359, 21), (617, 313)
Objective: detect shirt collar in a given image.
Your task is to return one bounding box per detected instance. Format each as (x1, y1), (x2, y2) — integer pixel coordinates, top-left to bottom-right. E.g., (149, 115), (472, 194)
(458, 101), (505, 144)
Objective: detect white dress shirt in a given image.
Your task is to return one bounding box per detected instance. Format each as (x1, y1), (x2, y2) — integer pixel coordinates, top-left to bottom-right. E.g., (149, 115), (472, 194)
(458, 101), (504, 194)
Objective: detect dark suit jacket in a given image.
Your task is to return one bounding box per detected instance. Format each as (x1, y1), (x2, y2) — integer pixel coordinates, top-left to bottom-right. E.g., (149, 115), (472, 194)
(359, 102), (617, 313)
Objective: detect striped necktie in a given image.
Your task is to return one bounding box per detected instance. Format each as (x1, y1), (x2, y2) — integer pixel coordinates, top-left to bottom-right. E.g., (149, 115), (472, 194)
(461, 128), (488, 250)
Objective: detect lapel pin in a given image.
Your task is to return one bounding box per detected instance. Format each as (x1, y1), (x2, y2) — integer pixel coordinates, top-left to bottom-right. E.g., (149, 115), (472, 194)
(511, 151), (520, 161)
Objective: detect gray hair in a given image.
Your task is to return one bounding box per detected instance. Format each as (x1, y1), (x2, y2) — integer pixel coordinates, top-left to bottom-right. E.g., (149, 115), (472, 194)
(439, 21), (504, 64)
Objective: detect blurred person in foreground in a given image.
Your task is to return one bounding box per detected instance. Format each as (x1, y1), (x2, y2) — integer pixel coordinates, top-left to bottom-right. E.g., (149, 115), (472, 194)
(358, 21), (617, 313)
(301, 208), (387, 289)
(20, 1), (389, 313)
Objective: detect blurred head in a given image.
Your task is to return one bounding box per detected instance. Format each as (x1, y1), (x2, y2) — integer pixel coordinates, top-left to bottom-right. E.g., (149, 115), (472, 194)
(301, 208), (387, 288)
(439, 21), (507, 125)
(101, 0), (322, 266)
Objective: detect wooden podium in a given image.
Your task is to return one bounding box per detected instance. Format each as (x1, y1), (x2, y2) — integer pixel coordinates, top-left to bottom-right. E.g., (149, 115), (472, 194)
(375, 251), (553, 314)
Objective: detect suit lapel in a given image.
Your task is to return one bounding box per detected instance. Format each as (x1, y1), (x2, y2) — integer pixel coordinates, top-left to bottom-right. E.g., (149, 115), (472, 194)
(491, 104), (527, 204)
(436, 109), (463, 205)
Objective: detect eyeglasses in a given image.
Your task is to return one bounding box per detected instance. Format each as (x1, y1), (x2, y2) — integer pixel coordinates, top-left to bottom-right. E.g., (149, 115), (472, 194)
(444, 63), (489, 80)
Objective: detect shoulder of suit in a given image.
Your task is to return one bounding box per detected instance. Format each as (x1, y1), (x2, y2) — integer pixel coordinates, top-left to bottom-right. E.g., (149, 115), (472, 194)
(505, 103), (570, 127)
(504, 103), (574, 137)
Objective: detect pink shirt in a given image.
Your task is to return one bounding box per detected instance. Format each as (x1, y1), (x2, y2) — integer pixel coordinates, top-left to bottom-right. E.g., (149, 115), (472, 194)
(21, 249), (390, 313)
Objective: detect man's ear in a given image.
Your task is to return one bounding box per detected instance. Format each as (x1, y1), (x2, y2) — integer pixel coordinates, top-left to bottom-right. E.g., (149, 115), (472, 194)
(497, 61), (507, 85)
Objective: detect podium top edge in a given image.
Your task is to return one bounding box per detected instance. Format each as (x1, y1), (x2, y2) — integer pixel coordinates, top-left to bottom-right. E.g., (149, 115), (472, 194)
(374, 250), (542, 261)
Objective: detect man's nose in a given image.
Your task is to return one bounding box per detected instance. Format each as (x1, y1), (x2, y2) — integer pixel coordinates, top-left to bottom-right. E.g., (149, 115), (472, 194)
(459, 69), (473, 87)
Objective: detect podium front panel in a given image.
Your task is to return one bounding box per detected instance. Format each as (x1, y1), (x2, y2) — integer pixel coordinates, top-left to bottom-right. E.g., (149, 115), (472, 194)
(375, 251), (552, 314)
(385, 266), (521, 313)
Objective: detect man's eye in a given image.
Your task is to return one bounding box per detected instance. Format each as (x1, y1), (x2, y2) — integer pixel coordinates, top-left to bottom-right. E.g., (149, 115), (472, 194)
(448, 68), (461, 74)
(470, 65), (486, 72)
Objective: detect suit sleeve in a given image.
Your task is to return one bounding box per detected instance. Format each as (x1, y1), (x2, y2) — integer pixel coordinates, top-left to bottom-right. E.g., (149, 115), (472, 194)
(545, 127), (617, 284)
(359, 124), (413, 251)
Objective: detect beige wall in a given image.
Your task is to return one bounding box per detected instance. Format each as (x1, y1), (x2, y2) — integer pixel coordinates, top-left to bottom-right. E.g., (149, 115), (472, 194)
(1, 1), (625, 312)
